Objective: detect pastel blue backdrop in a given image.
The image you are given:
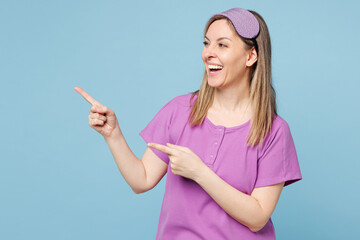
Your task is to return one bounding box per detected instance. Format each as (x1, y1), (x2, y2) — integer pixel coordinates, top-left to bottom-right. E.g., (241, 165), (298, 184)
(1, 0), (359, 239)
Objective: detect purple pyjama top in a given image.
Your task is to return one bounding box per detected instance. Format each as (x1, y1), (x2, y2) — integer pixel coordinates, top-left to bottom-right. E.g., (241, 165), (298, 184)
(139, 93), (302, 240)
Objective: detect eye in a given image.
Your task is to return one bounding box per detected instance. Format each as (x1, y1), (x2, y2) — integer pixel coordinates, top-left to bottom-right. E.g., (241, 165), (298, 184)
(219, 43), (227, 48)
(203, 41), (208, 46)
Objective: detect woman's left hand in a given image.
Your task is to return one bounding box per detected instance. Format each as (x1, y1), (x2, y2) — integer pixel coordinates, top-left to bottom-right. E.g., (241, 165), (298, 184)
(147, 142), (206, 181)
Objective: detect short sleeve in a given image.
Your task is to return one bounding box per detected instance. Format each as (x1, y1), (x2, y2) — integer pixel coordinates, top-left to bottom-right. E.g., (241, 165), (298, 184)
(139, 99), (176, 164)
(254, 120), (303, 188)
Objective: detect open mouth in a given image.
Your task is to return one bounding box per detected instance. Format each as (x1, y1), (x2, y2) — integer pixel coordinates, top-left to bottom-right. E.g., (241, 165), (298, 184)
(208, 64), (223, 74)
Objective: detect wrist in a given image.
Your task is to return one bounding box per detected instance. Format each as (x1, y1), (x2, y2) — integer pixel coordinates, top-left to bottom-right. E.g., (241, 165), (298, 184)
(194, 163), (210, 184)
(104, 127), (123, 143)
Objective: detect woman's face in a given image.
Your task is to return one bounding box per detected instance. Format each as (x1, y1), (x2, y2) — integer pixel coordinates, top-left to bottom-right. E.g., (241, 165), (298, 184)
(201, 19), (254, 89)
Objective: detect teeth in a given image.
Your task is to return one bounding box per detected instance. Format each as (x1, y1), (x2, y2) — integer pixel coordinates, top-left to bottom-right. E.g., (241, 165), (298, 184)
(208, 64), (223, 70)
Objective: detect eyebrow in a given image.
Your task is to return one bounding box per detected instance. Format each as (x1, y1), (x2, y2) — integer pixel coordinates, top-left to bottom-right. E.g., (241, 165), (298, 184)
(204, 36), (232, 41)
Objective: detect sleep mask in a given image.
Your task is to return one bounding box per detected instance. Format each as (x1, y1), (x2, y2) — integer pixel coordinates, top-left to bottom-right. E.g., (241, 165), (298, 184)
(212, 8), (260, 39)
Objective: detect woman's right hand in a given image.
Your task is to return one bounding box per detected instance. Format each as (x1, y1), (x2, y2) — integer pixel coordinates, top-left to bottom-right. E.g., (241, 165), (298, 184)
(74, 86), (122, 138)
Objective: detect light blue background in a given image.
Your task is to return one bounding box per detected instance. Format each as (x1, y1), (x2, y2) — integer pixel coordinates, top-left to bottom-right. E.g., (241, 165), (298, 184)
(1, 0), (359, 239)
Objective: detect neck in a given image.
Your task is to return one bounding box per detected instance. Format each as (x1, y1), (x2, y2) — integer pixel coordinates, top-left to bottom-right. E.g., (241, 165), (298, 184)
(211, 75), (252, 114)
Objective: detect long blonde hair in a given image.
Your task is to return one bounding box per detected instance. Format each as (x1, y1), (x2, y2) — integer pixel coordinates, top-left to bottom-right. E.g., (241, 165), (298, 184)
(188, 10), (276, 148)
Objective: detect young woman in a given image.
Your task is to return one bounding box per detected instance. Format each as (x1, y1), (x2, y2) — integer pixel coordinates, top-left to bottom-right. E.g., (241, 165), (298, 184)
(75, 7), (302, 240)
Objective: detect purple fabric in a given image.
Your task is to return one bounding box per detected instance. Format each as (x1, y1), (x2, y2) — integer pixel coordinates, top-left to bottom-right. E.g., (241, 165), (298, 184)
(213, 8), (260, 39)
(139, 93), (302, 240)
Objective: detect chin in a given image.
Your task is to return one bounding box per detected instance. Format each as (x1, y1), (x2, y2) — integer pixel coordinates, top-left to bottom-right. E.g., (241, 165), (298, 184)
(207, 78), (225, 89)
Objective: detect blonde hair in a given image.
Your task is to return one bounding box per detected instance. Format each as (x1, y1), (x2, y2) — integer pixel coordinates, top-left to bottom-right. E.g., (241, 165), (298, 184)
(188, 10), (276, 148)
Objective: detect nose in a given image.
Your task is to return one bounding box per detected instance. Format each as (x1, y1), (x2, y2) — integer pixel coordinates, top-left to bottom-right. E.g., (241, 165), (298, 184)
(202, 44), (217, 61)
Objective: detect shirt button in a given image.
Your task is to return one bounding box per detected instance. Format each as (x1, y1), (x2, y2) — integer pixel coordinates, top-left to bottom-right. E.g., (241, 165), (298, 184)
(210, 154), (214, 158)
(214, 142), (218, 145)
(218, 129), (222, 132)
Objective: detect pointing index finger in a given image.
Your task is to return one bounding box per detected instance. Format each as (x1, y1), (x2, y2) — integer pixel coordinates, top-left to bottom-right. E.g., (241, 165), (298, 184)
(148, 143), (173, 155)
(74, 86), (102, 106)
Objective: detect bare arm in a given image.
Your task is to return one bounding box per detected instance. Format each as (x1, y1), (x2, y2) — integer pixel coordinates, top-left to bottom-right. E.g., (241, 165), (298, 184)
(74, 86), (167, 194)
(104, 130), (168, 194)
(196, 165), (284, 232)
(147, 142), (285, 232)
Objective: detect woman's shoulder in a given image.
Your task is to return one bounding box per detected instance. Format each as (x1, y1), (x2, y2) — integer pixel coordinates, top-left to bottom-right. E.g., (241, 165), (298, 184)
(155, 93), (195, 117)
(272, 115), (290, 129)
(257, 114), (295, 153)
(168, 92), (197, 108)
(263, 115), (294, 145)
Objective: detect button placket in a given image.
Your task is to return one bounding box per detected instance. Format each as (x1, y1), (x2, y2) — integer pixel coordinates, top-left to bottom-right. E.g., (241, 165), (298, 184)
(208, 127), (225, 165)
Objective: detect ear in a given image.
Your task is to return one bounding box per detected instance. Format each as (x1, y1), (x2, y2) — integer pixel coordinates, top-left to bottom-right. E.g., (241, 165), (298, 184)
(246, 47), (257, 67)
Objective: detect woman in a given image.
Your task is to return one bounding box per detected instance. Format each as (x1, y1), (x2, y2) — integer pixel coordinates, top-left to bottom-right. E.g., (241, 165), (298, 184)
(75, 7), (302, 240)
